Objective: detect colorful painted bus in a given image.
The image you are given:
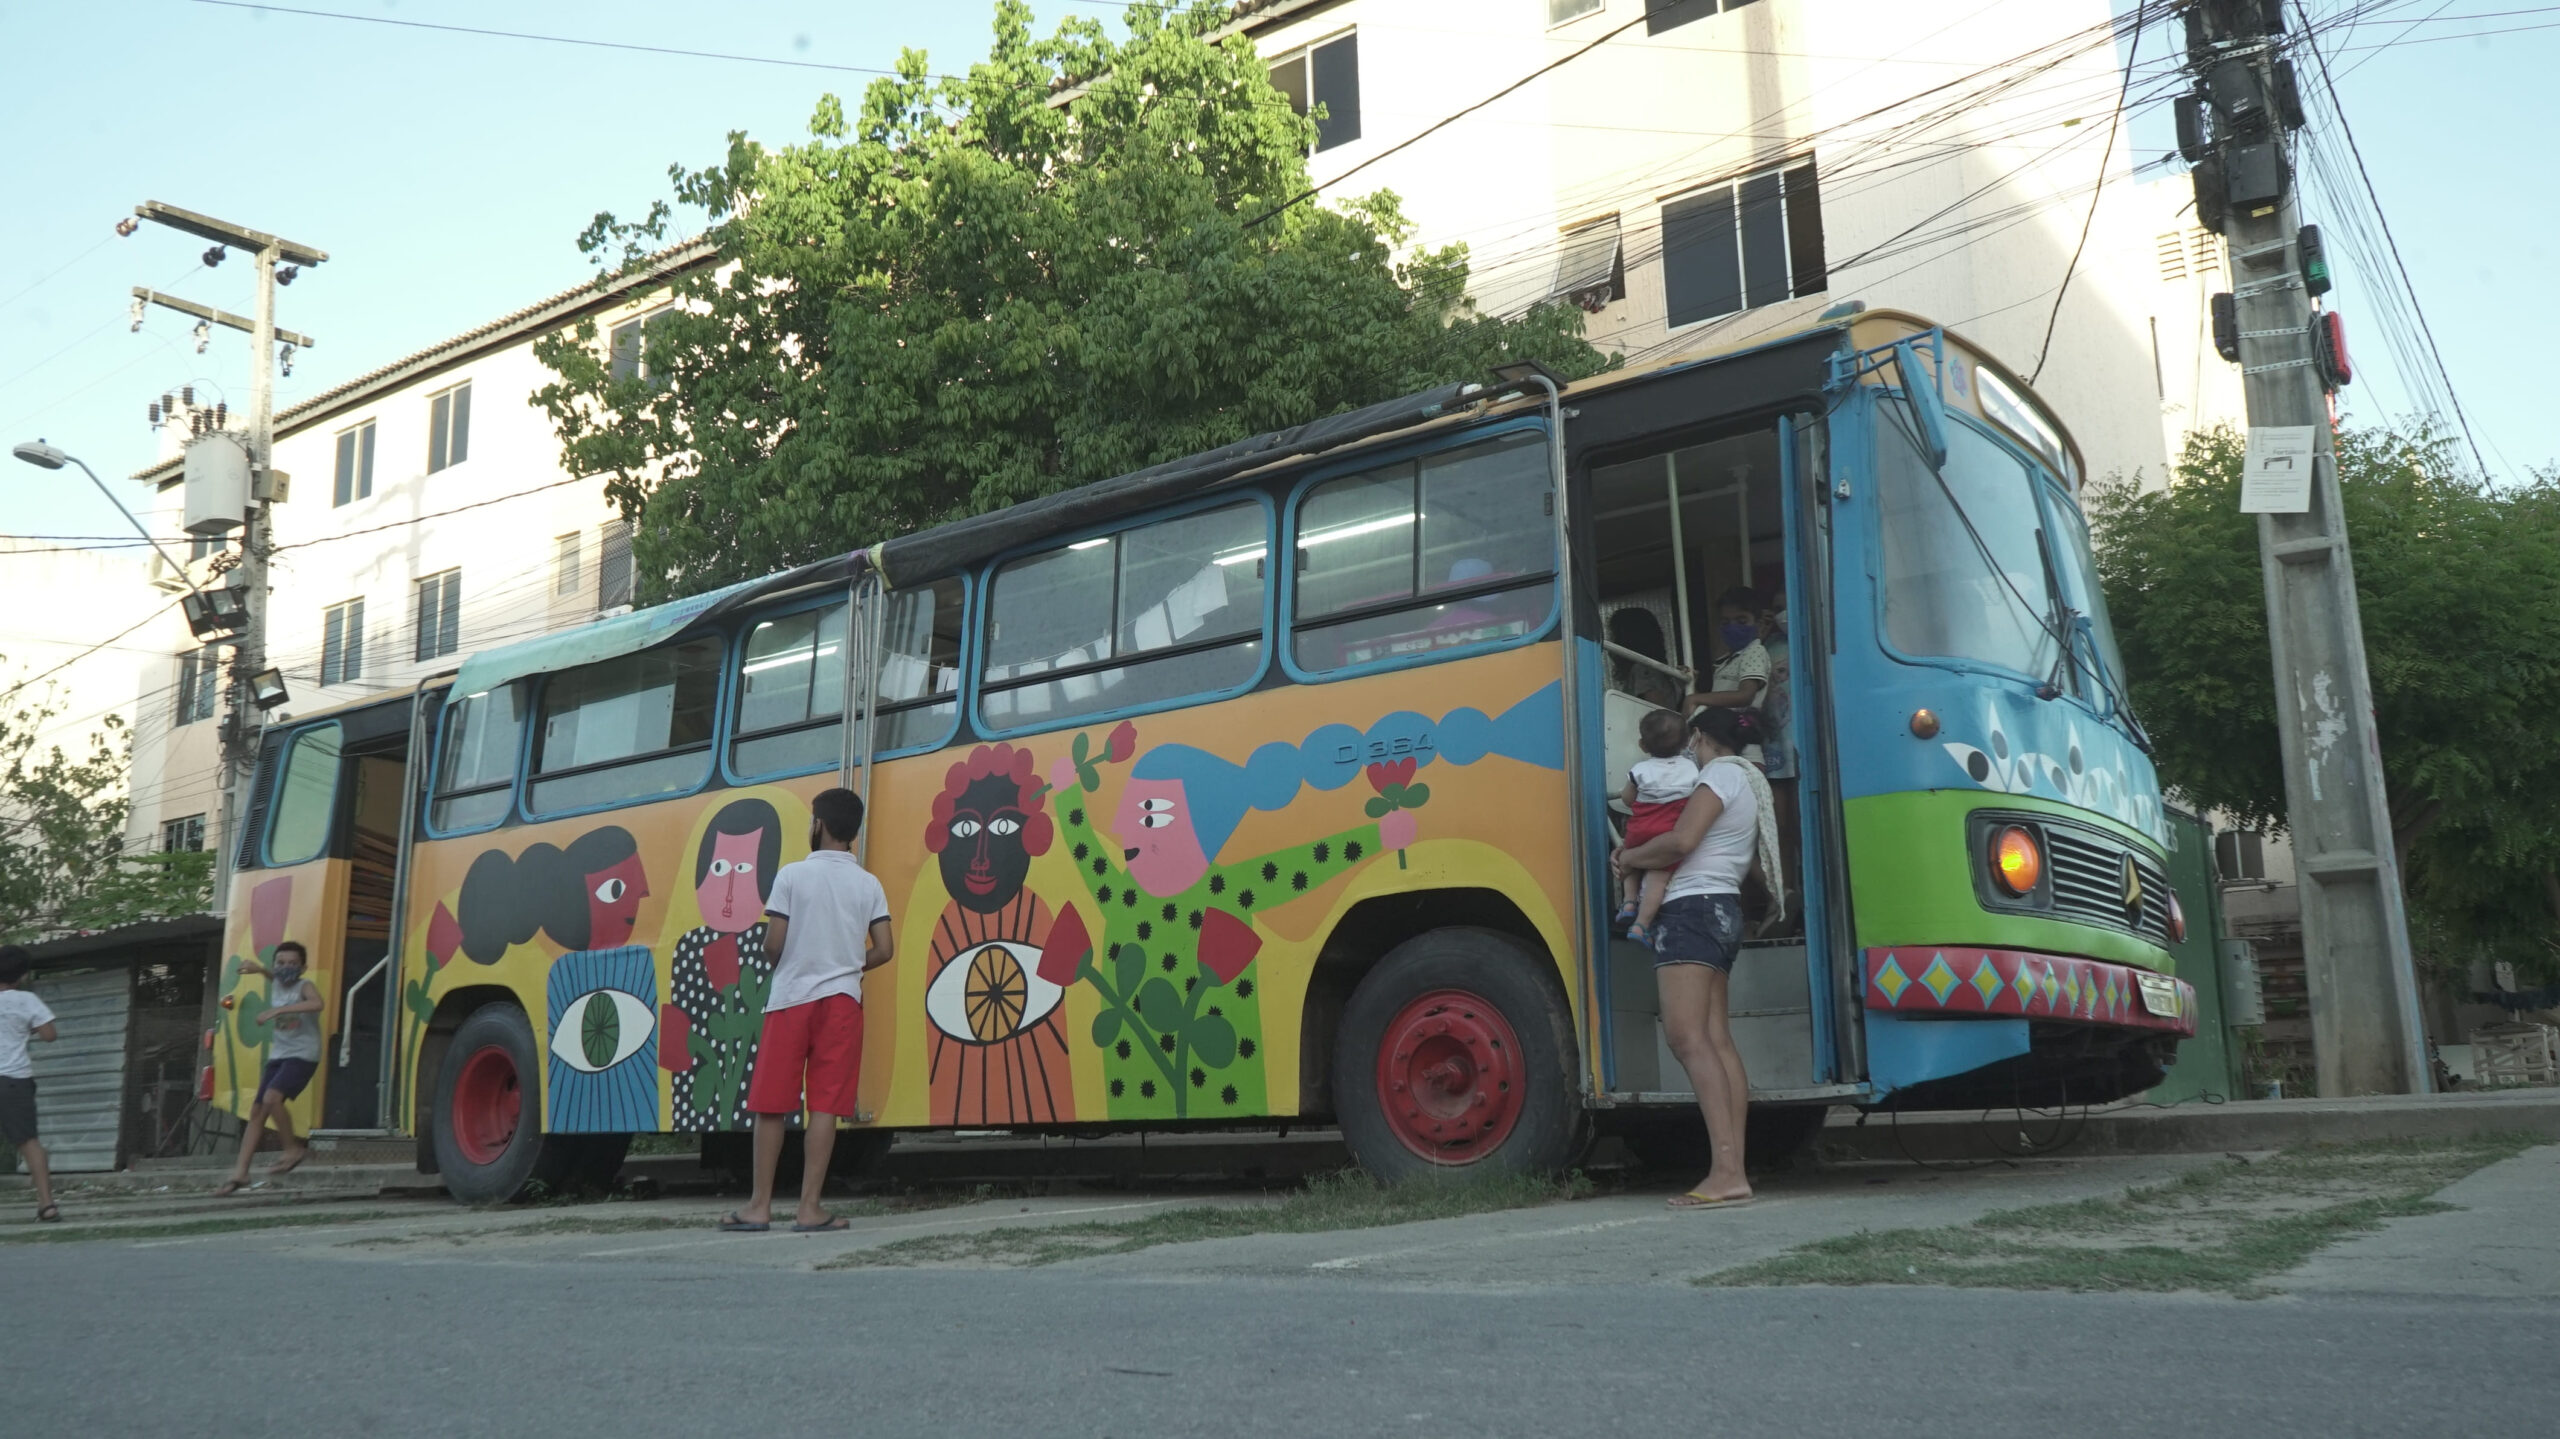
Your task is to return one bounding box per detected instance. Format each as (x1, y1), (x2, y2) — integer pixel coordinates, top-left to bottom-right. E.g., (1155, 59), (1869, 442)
(206, 309), (2197, 1200)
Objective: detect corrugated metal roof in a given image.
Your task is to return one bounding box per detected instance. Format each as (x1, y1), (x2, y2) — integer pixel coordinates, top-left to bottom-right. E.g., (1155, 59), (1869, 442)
(21, 913), (222, 964)
(135, 238), (717, 485)
(24, 967), (133, 1172)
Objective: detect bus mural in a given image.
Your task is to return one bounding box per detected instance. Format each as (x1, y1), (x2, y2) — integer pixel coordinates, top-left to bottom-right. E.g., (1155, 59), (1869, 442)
(203, 309), (2198, 1204)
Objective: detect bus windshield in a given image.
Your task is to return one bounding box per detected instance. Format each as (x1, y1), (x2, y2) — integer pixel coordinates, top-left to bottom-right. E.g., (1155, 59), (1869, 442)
(2046, 496), (2134, 718)
(1875, 414), (2059, 682)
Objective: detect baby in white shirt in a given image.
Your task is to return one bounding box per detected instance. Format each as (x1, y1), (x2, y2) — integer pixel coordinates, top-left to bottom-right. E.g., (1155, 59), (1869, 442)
(1616, 709), (1700, 941)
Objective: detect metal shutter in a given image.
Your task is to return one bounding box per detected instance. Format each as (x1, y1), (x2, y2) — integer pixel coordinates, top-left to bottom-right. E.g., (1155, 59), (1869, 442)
(26, 968), (133, 1172)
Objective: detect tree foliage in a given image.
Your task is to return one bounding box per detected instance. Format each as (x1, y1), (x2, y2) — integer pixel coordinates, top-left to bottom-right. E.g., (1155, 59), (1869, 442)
(2087, 426), (2560, 980)
(533, 0), (1612, 602)
(1, 675), (214, 941)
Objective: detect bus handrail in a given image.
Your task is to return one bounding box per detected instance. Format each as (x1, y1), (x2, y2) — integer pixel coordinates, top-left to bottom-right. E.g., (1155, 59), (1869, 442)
(338, 954), (390, 1068)
(1600, 640), (1691, 689)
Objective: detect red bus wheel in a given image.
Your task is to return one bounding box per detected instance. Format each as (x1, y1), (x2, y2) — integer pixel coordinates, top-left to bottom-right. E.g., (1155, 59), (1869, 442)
(1374, 989), (1527, 1164)
(450, 1044), (521, 1166)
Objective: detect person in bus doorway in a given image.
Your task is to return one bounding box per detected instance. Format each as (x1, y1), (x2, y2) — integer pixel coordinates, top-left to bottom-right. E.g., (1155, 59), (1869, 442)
(1614, 708), (1700, 943)
(214, 941), (325, 1198)
(722, 788), (894, 1234)
(1615, 707), (1786, 1210)
(1684, 586), (1770, 765)
(0, 946), (63, 1222)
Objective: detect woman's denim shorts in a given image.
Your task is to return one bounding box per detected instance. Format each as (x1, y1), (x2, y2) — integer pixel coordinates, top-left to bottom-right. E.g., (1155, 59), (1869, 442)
(1650, 893), (1744, 972)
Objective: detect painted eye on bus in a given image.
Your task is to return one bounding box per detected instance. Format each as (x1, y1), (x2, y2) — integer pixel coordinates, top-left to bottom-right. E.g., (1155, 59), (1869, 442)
(707, 859), (733, 877)
(924, 940), (1063, 1045)
(594, 876), (629, 905)
(549, 988), (655, 1074)
(1138, 797), (1177, 830)
(988, 815), (1021, 837)
(950, 817), (983, 839)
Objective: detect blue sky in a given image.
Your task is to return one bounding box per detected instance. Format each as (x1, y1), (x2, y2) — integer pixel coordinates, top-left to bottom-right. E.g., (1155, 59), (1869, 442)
(1, 1), (2549, 544)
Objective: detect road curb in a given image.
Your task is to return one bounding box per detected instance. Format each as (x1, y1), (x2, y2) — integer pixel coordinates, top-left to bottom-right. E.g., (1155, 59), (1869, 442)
(1817, 1088), (2560, 1163)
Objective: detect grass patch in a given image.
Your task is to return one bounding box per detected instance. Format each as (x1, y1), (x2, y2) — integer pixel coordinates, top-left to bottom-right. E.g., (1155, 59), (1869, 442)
(827, 1168), (1594, 1270)
(1704, 1135), (2540, 1295)
(0, 1207), (413, 1245)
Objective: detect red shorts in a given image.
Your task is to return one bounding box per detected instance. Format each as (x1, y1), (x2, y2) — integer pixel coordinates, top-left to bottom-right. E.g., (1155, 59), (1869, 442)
(745, 994), (864, 1118)
(1624, 799), (1683, 849)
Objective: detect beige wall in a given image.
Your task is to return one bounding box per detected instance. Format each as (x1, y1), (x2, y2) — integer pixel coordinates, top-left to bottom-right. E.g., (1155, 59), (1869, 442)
(2131, 175), (2249, 476)
(1248, 0), (2172, 486)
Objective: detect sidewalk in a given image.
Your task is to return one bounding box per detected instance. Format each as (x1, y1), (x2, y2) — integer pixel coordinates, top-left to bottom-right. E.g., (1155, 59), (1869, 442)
(1819, 1086), (2560, 1163)
(2277, 1142), (2560, 1299)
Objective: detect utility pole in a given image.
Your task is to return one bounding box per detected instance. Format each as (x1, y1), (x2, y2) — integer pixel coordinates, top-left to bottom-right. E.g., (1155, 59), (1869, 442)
(2176, 2), (2427, 1094)
(131, 202), (325, 901)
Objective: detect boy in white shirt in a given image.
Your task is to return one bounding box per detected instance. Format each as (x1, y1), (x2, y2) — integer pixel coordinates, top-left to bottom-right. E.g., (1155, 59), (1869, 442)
(723, 788), (894, 1234)
(1615, 709), (1701, 942)
(0, 945), (62, 1222)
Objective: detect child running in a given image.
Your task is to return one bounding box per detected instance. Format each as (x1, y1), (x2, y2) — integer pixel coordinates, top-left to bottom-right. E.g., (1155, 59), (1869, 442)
(1616, 708), (1701, 942)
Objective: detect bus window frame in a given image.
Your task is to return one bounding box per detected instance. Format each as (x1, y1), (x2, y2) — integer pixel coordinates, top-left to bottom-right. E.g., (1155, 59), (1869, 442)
(261, 720), (347, 868)
(520, 634), (731, 823)
(1279, 415), (1562, 685)
(720, 576), (973, 785)
(970, 489), (1277, 743)
(1863, 397), (2104, 716)
(421, 682), (527, 840)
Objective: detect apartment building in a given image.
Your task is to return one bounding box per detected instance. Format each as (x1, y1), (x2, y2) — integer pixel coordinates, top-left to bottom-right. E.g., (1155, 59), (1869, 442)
(122, 246), (709, 865)
(1237, 0), (2176, 486)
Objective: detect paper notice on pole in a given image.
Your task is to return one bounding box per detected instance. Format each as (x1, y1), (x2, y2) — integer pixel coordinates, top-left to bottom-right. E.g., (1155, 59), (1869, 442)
(2240, 425), (2317, 513)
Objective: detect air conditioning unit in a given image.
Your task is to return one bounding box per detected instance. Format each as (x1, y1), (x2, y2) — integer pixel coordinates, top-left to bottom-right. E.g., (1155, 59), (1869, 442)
(148, 551), (191, 595)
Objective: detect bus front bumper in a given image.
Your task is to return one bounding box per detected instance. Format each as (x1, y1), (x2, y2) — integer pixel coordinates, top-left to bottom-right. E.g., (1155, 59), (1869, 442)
(1862, 946), (2197, 1037)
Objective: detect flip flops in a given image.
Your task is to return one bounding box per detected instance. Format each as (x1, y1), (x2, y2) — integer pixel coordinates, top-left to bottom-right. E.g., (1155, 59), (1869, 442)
(717, 1211), (770, 1233)
(791, 1216), (850, 1233)
(1667, 1189), (1756, 1211)
(211, 1179), (245, 1198)
(35, 1203), (61, 1223)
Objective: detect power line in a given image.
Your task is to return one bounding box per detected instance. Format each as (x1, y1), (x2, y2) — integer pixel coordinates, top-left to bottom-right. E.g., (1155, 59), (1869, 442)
(2293, 0), (2497, 479)
(2028, 1), (2144, 384)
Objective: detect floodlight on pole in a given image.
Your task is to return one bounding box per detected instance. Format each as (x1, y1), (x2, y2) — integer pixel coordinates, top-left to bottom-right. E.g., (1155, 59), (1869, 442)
(12, 437), (242, 636)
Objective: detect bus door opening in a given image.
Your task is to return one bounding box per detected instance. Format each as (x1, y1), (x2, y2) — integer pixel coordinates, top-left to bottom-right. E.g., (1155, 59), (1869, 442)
(1586, 425), (1821, 1095)
(321, 740), (409, 1130)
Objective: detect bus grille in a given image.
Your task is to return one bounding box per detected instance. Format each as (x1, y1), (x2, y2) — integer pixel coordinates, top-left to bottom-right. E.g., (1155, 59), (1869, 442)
(2044, 828), (2171, 944)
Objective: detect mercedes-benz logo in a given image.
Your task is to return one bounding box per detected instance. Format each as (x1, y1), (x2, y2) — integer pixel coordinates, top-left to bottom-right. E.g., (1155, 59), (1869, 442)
(2121, 853), (2143, 916)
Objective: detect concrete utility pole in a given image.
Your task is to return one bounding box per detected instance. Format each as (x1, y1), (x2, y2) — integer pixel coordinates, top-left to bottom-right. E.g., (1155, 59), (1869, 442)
(132, 202), (326, 900)
(2176, 2), (2427, 1094)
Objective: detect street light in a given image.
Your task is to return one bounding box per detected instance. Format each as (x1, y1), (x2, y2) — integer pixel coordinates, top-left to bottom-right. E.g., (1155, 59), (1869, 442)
(12, 437), (248, 640)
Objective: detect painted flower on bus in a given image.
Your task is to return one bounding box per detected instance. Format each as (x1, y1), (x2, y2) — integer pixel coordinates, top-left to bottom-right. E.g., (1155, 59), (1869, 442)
(663, 799), (783, 1131)
(917, 744), (1074, 1126)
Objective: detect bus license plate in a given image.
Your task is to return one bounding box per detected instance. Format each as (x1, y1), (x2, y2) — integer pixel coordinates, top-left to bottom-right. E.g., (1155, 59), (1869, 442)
(2135, 972), (2182, 1018)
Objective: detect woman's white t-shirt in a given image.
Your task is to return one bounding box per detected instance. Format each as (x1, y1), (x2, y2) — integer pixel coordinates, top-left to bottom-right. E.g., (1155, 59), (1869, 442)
(1663, 760), (1760, 901)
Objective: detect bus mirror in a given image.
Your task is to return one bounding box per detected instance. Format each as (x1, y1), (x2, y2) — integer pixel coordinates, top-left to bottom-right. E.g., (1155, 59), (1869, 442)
(1891, 339), (1949, 473)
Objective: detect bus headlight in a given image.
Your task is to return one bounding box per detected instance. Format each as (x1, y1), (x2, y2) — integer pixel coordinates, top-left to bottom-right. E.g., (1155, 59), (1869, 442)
(1991, 825), (2042, 896)
(2166, 889), (2187, 945)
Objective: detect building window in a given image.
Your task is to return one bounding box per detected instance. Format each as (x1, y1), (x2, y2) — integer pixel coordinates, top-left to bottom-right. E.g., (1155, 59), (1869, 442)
(2216, 828), (2267, 883)
(1550, 0), (1604, 24)
(427, 382), (471, 474)
(598, 519), (635, 609)
(1661, 158), (1825, 329)
(174, 645), (220, 726)
(555, 533), (583, 597)
(414, 569), (461, 662)
(321, 599), (365, 687)
(1269, 33), (1361, 152)
(1550, 214), (1625, 311)
(333, 420), (376, 506)
(609, 307), (672, 384)
(1649, 0), (1759, 35)
(160, 814), (206, 853)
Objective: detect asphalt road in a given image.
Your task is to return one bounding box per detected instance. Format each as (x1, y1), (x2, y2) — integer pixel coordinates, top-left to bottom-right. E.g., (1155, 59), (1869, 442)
(12, 1238), (2554, 1438)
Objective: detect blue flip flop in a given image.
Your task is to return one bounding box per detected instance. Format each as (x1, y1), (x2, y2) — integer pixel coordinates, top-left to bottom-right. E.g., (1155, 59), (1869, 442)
(718, 1211), (769, 1233)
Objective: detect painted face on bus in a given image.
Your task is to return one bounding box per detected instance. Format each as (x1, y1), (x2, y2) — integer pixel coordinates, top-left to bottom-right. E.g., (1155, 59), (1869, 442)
(695, 829), (764, 935)
(584, 853), (650, 949)
(1115, 776), (1209, 897)
(940, 771), (1035, 914)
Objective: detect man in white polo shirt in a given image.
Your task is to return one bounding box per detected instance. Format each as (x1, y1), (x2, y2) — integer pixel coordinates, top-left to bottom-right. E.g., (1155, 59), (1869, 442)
(722, 788), (893, 1233)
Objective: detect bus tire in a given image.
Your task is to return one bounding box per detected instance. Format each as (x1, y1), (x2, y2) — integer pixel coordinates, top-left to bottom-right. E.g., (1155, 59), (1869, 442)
(430, 1003), (572, 1206)
(1333, 927), (1586, 1183)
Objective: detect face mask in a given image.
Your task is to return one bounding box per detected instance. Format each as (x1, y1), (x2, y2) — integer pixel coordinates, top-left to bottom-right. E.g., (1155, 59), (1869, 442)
(1720, 621), (1758, 650)
(273, 963), (303, 985)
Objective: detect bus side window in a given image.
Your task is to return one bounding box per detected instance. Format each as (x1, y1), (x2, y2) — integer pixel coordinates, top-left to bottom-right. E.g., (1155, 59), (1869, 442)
(265, 722), (345, 866)
(527, 639), (722, 814)
(979, 501), (1267, 730)
(733, 603), (849, 777)
(1291, 430), (1555, 674)
(430, 684), (525, 832)
(872, 577), (965, 753)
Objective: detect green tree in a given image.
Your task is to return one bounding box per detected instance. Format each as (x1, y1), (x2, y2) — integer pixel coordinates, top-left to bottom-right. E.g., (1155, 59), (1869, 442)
(533, 0), (1611, 602)
(1, 675), (214, 941)
(2087, 425), (2560, 982)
